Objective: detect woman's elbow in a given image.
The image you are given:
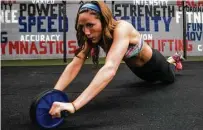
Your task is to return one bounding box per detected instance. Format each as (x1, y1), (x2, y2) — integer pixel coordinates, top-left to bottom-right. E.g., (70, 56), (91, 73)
(103, 64), (117, 79)
(109, 68), (116, 79)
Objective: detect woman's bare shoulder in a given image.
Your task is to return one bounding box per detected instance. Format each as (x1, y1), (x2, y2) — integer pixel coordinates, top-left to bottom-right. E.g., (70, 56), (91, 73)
(116, 20), (134, 29)
(114, 20), (140, 37)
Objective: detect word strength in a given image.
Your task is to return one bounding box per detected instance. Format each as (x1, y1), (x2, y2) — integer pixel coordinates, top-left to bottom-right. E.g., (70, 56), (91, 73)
(176, 12), (203, 23)
(133, 0), (168, 6)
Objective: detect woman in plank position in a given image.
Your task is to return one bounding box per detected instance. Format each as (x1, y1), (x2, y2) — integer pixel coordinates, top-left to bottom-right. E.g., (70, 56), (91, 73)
(49, 1), (184, 117)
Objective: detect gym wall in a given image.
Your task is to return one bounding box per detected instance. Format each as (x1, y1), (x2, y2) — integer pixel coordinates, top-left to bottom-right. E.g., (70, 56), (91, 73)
(1, 0), (203, 60)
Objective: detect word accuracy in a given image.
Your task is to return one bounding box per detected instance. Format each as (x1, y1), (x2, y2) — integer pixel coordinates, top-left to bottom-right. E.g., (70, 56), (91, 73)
(20, 35), (61, 42)
(176, 12), (203, 23)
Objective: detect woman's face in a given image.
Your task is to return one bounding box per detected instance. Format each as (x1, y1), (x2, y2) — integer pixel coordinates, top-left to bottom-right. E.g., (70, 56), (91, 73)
(78, 12), (102, 44)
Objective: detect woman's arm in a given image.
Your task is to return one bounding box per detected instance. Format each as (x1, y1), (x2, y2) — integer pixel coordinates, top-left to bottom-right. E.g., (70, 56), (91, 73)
(72, 21), (132, 111)
(54, 42), (91, 91)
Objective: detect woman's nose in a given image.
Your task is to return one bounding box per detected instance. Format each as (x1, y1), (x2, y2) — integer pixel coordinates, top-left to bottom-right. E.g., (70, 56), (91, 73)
(83, 27), (91, 36)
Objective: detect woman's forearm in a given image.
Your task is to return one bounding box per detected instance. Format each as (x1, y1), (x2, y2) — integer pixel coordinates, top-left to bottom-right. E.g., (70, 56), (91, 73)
(72, 65), (116, 110)
(54, 61), (83, 91)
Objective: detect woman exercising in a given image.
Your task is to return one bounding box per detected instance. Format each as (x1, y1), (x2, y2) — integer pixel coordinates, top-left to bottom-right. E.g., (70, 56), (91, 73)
(49, 1), (184, 117)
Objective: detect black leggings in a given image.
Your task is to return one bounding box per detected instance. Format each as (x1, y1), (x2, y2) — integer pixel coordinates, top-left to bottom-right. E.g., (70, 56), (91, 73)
(125, 49), (176, 83)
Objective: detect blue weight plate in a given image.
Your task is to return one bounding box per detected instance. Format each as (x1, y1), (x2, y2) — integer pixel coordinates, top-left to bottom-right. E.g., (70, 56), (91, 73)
(30, 89), (69, 129)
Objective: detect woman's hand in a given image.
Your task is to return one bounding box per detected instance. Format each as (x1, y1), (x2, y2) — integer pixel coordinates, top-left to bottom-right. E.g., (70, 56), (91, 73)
(49, 102), (75, 118)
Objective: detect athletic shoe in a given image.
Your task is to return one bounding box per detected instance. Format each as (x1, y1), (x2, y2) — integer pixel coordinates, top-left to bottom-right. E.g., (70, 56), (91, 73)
(172, 52), (185, 62)
(172, 52), (184, 71)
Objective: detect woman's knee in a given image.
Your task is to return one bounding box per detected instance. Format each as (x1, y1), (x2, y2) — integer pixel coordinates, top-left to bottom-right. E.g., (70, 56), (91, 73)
(162, 71), (176, 84)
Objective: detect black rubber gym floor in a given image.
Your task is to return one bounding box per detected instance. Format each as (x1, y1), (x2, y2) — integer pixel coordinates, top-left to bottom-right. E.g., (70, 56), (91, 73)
(2, 61), (203, 130)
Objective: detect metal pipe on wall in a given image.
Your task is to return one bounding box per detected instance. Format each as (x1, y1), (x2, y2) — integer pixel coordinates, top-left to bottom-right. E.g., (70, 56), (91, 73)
(182, 1), (187, 59)
(63, 0), (67, 63)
